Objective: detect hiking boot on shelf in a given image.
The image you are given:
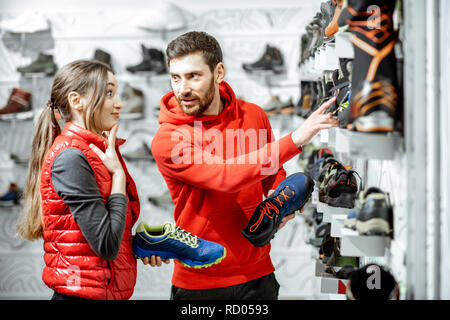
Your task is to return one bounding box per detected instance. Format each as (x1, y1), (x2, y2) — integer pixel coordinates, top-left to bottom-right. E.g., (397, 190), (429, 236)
(299, 32), (311, 66)
(325, 0), (344, 38)
(339, 0), (399, 132)
(242, 44), (285, 74)
(355, 187), (394, 236)
(120, 83), (144, 119)
(0, 183), (22, 206)
(242, 172), (314, 247)
(126, 45), (167, 74)
(320, 0), (337, 39)
(346, 264), (400, 300)
(133, 222), (226, 269)
(301, 25), (314, 62)
(262, 96), (293, 116)
(16, 53), (57, 76)
(92, 48), (113, 71)
(318, 231), (335, 264)
(0, 88), (33, 120)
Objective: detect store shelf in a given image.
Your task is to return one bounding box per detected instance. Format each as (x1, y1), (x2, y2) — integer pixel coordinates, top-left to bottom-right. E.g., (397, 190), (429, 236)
(315, 258), (327, 277)
(299, 56), (321, 81)
(340, 228), (391, 257)
(317, 202), (352, 223)
(330, 214), (346, 238)
(320, 277), (348, 295)
(319, 127), (336, 147)
(334, 128), (403, 160)
(335, 32), (354, 59)
(311, 186), (319, 205)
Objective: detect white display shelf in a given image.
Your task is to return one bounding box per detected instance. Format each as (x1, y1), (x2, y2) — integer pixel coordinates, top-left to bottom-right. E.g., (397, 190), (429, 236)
(330, 214), (346, 238)
(308, 43), (340, 72)
(320, 277), (348, 295)
(317, 202), (352, 223)
(320, 127), (337, 147)
(311, 186), (319, 205)
(334, 128), (403, 160)
(322, 43), (340, 71)
(299, 56), (321, 81)
(340, 228), (391, 257)
(335, 32), (354, 59)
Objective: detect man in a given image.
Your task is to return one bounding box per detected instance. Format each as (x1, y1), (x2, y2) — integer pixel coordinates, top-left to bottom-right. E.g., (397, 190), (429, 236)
(148, 31), (338, 299)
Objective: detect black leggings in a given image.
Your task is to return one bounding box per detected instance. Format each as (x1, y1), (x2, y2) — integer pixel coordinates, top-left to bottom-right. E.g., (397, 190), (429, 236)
(51, 291), (87, 300)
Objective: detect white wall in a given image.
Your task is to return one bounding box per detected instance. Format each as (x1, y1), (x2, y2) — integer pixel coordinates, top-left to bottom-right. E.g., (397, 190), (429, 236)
(0, 0), (327, 300)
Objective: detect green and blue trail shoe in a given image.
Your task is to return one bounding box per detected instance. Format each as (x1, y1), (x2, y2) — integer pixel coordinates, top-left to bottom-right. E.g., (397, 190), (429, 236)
(132, 222), (226, 269)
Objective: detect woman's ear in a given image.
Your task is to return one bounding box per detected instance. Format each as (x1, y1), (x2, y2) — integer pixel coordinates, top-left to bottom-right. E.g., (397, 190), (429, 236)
(68, 91), (84, 111)
(215, 62), (226, 84)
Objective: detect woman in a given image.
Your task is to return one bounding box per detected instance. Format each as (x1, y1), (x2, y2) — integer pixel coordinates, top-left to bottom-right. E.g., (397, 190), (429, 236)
(16, 60), (149, 300)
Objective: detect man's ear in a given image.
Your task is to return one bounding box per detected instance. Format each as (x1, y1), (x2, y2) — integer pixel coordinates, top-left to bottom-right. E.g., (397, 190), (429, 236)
(68, 91), (84, 111)
(215, 62), (226, 84)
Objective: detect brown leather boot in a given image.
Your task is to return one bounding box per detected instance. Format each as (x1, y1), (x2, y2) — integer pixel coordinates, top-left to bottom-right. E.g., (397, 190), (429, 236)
(0, 88), (33, 120)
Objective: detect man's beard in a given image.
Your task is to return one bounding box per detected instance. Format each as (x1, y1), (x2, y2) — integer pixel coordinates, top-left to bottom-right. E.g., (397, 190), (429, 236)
(177, 78), (215, 116)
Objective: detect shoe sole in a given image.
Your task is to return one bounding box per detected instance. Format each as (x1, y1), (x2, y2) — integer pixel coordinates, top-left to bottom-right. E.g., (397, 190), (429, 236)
(133, 244), (227, 269)
(243, 65), (284, 74)
(356, 218), (391, 236)
(327, 192), (356, 209)
(0, 110), (34, 120)
(351, 111), (395, 132)
(344, 218), (357, 230)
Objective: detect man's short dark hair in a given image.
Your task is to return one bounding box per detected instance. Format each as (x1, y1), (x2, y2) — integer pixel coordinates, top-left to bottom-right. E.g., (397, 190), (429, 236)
(166, 31), (223, 72)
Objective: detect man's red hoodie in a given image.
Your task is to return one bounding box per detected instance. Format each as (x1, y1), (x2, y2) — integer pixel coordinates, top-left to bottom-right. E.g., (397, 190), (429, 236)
(151, 81), (302, 289)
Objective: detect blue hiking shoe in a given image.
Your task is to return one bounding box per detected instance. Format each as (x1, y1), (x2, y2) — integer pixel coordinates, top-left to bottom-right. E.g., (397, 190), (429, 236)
(242, 172), (314, 247)
(344, 209), (358, 230)
(132, 222), (226, 268)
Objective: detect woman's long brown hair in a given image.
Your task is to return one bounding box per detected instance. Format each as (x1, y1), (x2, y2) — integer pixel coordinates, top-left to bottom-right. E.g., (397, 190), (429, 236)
(16, 60), (113, 240)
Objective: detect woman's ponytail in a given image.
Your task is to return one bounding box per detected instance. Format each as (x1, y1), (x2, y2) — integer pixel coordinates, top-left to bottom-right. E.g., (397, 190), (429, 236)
(16, 105), (60, 240)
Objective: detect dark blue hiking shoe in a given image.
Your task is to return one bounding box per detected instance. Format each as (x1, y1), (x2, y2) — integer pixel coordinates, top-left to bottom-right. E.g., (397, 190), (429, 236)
(132, 222), (226, 268)
(242, 172), (314, 247)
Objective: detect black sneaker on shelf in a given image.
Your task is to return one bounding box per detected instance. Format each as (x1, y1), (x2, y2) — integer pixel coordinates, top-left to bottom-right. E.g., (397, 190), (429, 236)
(242, 44), (285, 74)
(318, 161), (346, 204)
(126, 45), (167, 74)
(324, 168), (361, 209)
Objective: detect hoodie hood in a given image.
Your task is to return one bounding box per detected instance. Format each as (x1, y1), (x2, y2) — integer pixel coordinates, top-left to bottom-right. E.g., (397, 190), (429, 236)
(158, 81), (237, 125)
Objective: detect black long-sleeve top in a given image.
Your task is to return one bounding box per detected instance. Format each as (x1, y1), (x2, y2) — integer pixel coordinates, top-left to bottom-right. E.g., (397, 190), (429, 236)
(51, 148), (128, 261)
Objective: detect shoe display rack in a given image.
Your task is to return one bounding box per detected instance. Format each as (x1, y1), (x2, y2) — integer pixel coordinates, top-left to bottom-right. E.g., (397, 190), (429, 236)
(298, 0), (406, 297)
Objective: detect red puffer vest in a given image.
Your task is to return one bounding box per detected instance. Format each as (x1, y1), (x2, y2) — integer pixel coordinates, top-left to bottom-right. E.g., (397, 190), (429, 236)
(40, 122), (140, 300)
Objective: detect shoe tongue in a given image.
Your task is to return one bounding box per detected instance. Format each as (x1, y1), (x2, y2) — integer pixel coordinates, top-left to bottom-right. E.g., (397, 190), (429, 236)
(164, 222), (175, 234)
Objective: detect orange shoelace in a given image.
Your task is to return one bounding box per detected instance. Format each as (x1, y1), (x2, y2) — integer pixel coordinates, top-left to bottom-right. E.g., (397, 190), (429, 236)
(249, 189), (294, 233)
